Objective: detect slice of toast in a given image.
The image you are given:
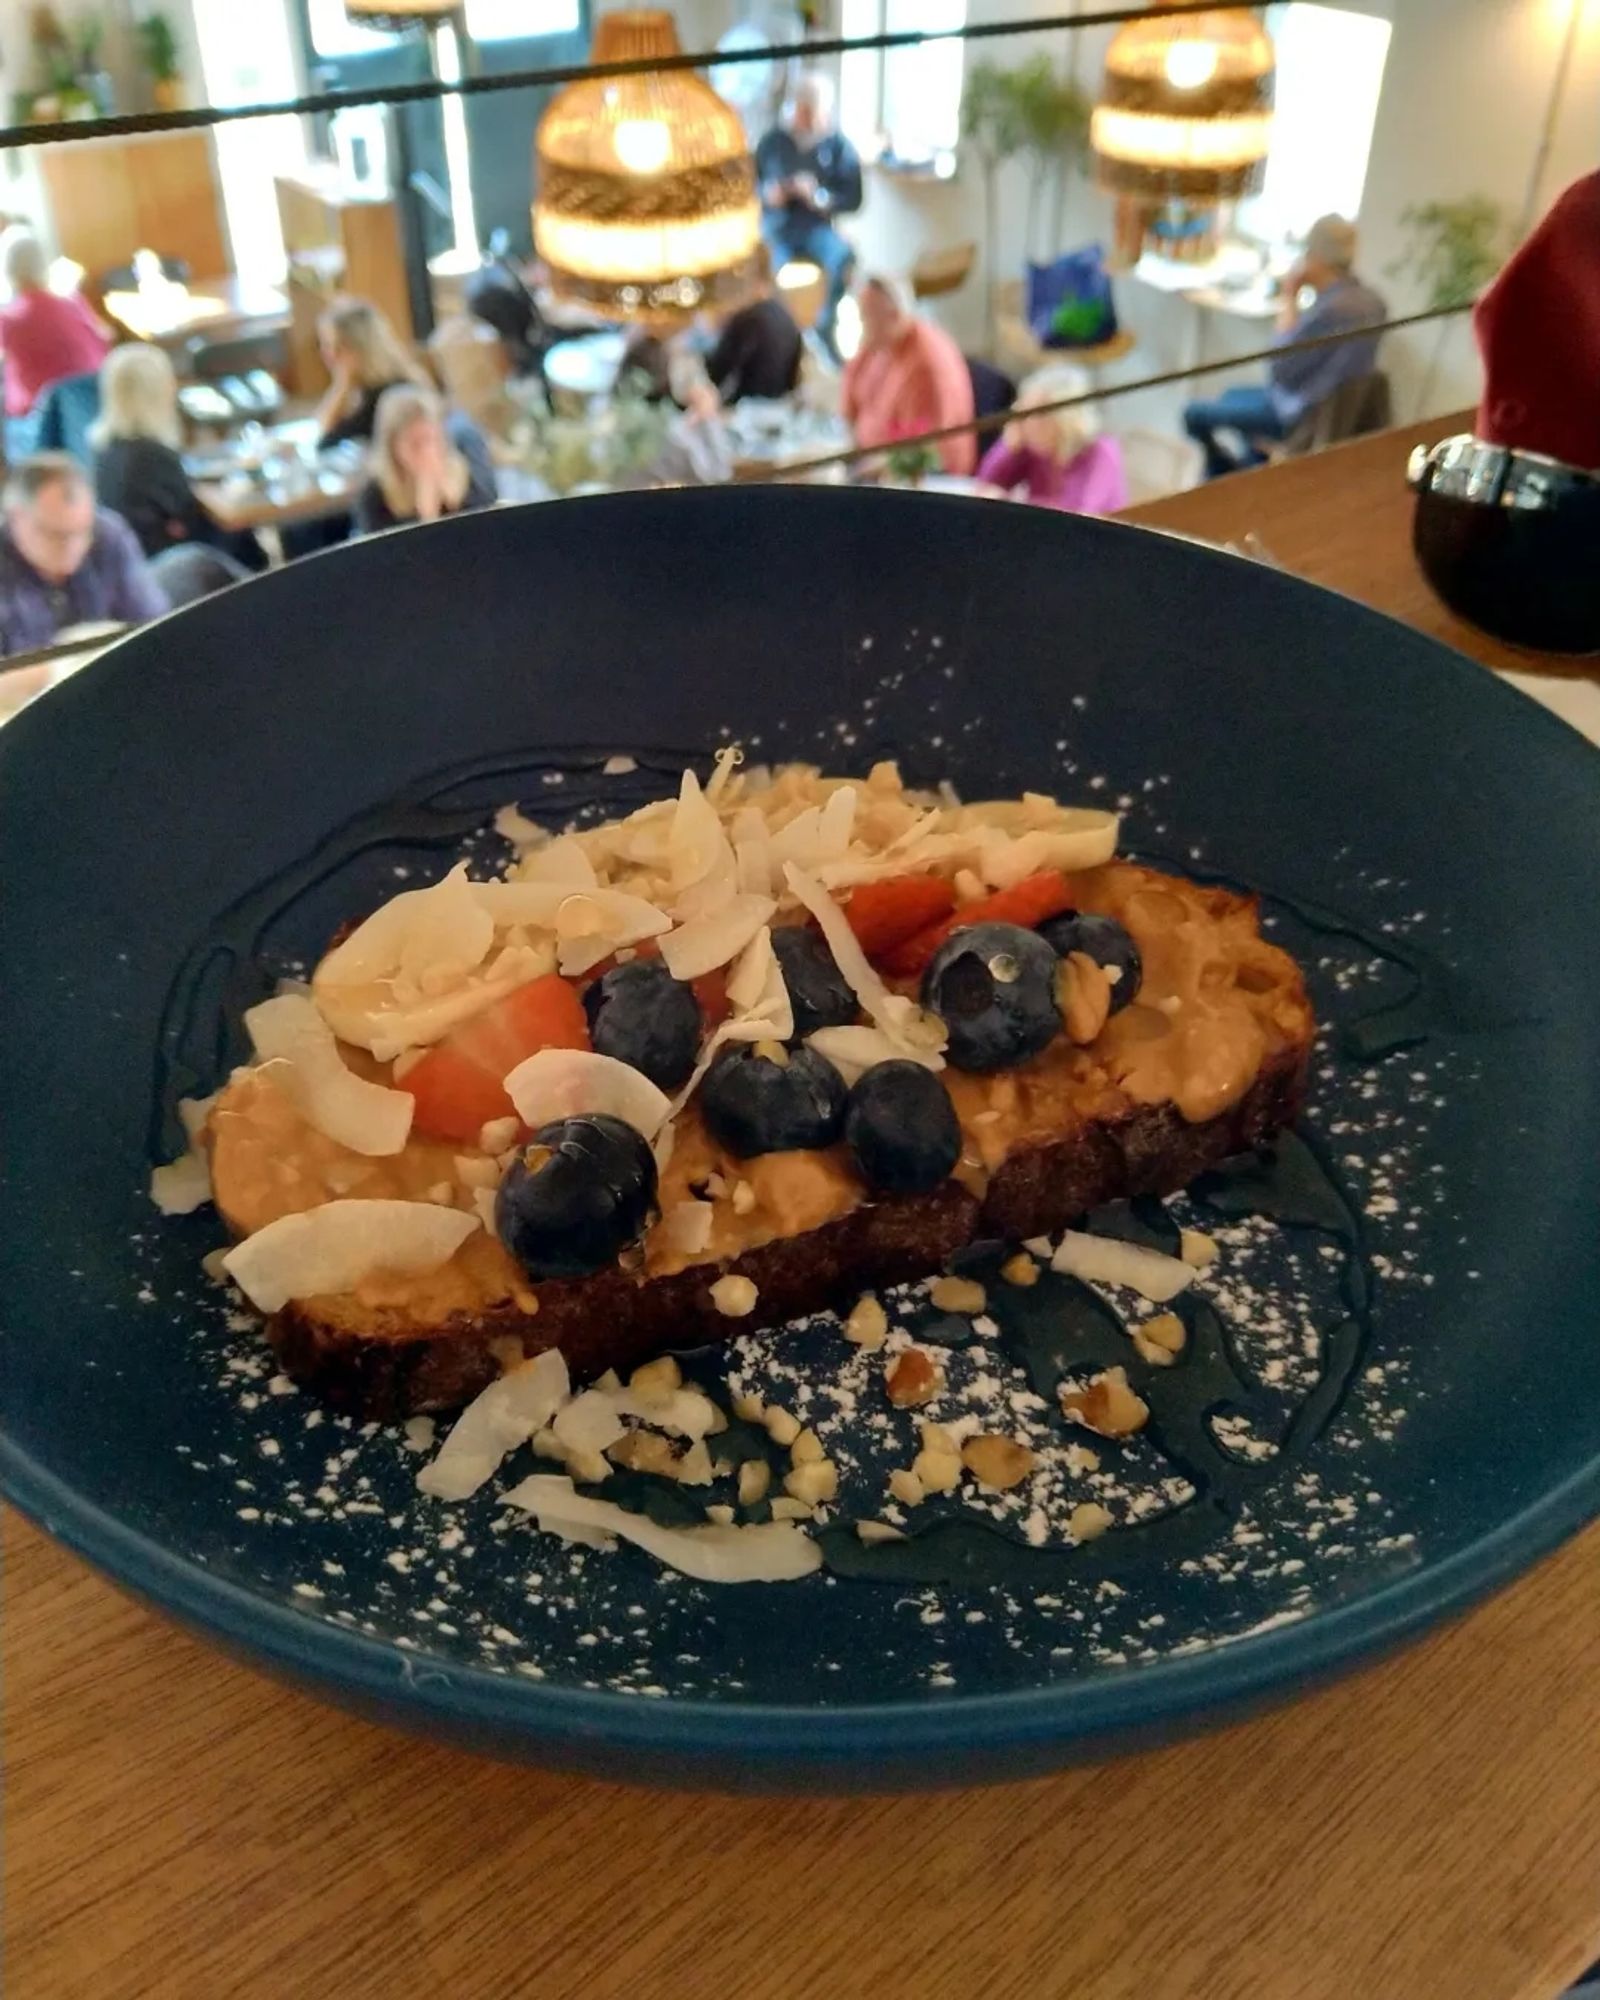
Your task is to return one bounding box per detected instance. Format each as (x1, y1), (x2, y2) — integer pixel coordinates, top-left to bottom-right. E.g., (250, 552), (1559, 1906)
(208, 859), (1314, 1420)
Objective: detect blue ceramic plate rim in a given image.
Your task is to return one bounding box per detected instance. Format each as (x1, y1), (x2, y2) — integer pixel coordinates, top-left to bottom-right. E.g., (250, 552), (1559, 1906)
(7, 1430), (1595, 1760)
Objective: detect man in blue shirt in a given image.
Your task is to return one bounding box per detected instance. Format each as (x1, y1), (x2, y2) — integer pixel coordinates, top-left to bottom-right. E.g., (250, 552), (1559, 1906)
(0, 453), (167, 656)
(1182, 216), (1387, 479)
(754, 72), (863, 355)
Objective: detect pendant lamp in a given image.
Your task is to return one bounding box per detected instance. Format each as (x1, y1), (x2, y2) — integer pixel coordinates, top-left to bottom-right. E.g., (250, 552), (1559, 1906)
(1092, 7), (1274, 202)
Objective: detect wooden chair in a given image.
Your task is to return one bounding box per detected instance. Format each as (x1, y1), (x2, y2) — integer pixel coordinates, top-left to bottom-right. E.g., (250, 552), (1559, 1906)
(429, 315), (517, 449)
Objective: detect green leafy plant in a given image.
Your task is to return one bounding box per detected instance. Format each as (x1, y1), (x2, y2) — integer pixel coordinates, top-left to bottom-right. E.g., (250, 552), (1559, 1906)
(961, 56), (1091, 349)
(1388, 197), (1506, 416)
(1388, 197), (1506, 309)
(884, 439), (942, 485)
(136, 9), (182, 83)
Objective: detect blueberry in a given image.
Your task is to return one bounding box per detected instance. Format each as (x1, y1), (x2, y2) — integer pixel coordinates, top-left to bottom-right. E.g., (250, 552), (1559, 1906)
(1037, 911), (1142, 1013)
(699, 1041), (847, 1157)
(583, 958), (701, 1089)
(844, 1061), (961, 1194)
(771, 924), (857, 1038)
(920, 921), (1062, 1073)
(495, 1114), (657, 1279)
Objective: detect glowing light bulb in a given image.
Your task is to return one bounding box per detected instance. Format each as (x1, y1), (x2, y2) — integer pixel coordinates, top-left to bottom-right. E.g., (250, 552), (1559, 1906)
(613, 118), (671, 175)
(1164, 39), (1220, 90)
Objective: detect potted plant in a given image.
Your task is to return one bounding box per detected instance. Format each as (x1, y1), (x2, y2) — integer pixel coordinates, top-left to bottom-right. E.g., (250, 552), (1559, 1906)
(1387, 197), (1506, 415)
(136, 9), (185, 114)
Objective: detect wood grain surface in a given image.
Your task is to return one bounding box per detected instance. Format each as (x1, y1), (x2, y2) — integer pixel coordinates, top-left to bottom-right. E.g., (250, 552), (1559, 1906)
(8, 416), (1600, 2000)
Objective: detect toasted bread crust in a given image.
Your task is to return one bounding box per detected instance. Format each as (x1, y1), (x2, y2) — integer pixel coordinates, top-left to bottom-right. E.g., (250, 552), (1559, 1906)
(266, 1040), (1308, 1419)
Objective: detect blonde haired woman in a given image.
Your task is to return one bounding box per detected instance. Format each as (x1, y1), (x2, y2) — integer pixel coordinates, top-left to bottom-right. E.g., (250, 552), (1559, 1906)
(353, 383), (496, 535)
(977, 361), (1127, 515)
(92, 342), (266, 569)
(315, 296), (431, 448)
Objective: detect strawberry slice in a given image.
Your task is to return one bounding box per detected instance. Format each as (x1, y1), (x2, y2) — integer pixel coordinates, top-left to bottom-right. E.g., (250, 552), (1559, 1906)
(401, 974), (589, 1144)
(879, 870), (1076, 978)
(842, 873), (956, 959)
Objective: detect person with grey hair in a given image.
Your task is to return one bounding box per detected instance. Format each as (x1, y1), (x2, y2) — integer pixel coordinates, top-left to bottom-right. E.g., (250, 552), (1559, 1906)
(1182, 213), (1387, 477)
(754, 70), (862, 353)
(0, 225), (111, 453)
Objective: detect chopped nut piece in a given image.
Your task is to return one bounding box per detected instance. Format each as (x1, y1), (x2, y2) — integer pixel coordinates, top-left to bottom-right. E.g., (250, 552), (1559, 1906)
(737, 1459), (771, 1507)
(531, 1426), (566, 1463)
(710, 1274), (758, 1318)
(424, 1180), (454, 1205)
(790, 1427), (825, 1465)
(1064, 1442), (1101, 1476)
(866, 758), (903, 793)
(732, 1391), (765, 1423)
(953, 867), (986, 903)
(731, 1179), (757, 1216)
(764, 1406), (802, 1448)
(1057, 950), (1113, 1045)
(929, 1275), (987, 1315)
(704, 1503), (736, 1526)
(1133, 1311), (1188, 1366)
(960, 1433), (1037, 1490)
(628, 1354), (683, 1402)
(675, 1439), (714, 1486)
(703, 1171), (729, 1198)
(1068, 1501), (1114, 1542)
(454, 1154), (501, 1191)
(1180, 1227), (1219, 1268)
(479, 1115), (520, 1154)
(703, 1405), (729, 1435)
(886, 1347), (945, 1408)
(567, 1448), (611, 1485)
(770, 1496), (814, 1521)
(753, 1038), (790, 1066)
(608, 1429), (679, 1477)
(912, 1448), (962, 1494)
(888, 1467), (926, 1507)
(1060, 1365), (1150, 1438)
(844, 1292), (889, 1350)
(856, 1520), (906, 1545)
(917, 1419), (960, 1460)
(784, 1459), (839, 1506)
(1001, 1252), (1040, 1288)
(595, 1368), (622, 1393)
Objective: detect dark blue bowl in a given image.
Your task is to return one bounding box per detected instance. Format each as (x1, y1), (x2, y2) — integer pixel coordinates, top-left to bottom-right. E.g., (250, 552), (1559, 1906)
(5, 488), (1600, 1790)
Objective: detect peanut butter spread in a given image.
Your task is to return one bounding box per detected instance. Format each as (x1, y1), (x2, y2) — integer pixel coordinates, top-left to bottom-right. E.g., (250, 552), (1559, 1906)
(207, 861), (1309, 1318)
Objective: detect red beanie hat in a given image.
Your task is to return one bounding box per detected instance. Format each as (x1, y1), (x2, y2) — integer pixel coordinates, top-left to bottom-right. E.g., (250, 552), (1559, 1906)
(1474, 170), (1600, 471)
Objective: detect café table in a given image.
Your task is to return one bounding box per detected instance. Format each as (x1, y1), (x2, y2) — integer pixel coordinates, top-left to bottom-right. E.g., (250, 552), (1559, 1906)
(101, 273), (290, 351)
(8, 413), (1600, 2000)
(189, 418), (367, 547)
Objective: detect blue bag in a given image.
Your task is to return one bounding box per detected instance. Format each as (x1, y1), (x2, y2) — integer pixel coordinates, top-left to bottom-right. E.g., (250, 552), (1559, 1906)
(1025, 246), (1118, 350)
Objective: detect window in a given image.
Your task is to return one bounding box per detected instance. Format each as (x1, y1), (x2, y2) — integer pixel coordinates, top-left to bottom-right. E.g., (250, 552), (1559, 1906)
(839, 0), (966, 169)
(191, 0), (309, 286)
(1237, 4), (1392, 247)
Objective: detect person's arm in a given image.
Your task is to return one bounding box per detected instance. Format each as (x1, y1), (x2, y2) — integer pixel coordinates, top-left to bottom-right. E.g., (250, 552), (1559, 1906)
(100, 515), (169, 624)
(315, 364), (359, 444)
(819, 137), (864, 219)
(977, 439), (1025, 492)
(1269, 291), (1339, 397)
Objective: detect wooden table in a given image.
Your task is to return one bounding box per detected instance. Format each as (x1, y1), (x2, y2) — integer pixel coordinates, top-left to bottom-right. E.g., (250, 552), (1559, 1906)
(191, 420), (367, 541)
(9, 419), (1600, 2000)
(102, 274), (290, 352)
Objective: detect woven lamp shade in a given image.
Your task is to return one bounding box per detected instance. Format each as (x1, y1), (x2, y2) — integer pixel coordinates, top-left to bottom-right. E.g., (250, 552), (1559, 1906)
(345, 0), (461, 21)
(533, 10), (761, 323)
(1092, 7), (1274, 201)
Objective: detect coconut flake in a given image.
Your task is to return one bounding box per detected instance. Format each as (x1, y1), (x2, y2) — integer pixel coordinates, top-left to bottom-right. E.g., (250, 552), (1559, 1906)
(805, 1024), (941, 1087)
(783, 863), (946, 1066)
(245, 995), (414, 1156)
(499, 1475), (822, 1582)
(518, 835), (597, 888)
(724, 926), (793, 1040)
(416, 1348), (570, 1501)
(553, 890), (674, 977)
(223, 1200), (479, 1314)
(660, 1200), (715, 1259)
(975, 815), (1119, 889)
(658, 894), (775, 982)
(505, 1047), (671, 1140)
(1051, 1229), (1196, 1303)
(551, 1387), (628, 1458)
(150, 1150), (213, 1215)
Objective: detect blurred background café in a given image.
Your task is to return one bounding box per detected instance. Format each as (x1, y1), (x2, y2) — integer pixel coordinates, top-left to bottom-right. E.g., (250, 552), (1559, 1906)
(0, 0), (1590, 700)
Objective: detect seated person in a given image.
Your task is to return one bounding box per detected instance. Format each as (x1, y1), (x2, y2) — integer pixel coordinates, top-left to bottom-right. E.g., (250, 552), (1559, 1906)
(706, 245), (802, 405)
(840, 274), (976, 476)
(92, 343), (267, 571)
(464, 240), (553, 381)
(353, 384), (497, 536)
(0, 453), (166, 655)
(755, 72), (862, 351)
(978, 363), (1127, 515)
(0, 226), (112, 455)
(315, 297), (433, 448)
(1183, 215), (1387, 479)
(615, 334), (734, 488)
